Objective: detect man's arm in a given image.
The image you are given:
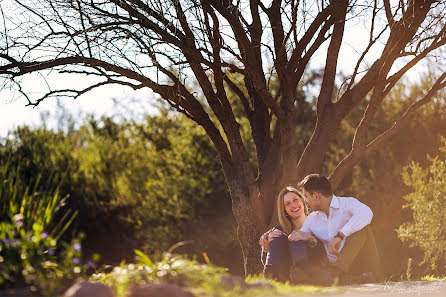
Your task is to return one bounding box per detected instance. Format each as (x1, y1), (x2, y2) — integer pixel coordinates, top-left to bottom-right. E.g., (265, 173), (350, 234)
(298, 218), (317, 248)
(339, 197), (373, 237)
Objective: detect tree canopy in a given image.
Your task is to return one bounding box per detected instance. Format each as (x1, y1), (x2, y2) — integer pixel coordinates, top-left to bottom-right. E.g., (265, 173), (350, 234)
(2, 0), (446, 274)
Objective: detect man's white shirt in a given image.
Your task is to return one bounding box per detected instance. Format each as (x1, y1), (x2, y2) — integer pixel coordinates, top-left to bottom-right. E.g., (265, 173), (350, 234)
(300, 195), (373, 262)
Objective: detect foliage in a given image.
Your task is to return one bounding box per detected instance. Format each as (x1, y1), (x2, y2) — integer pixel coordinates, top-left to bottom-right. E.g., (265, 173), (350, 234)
(397, 138), (446, 275)
(0, 162), (95, 295)
(0, 110), (231, 265)
(91, 250), (335, 297)
(73, 110), (229, 255)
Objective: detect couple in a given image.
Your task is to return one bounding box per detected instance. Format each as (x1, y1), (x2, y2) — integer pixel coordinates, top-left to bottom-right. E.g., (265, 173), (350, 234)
(259, 174), (380, 285)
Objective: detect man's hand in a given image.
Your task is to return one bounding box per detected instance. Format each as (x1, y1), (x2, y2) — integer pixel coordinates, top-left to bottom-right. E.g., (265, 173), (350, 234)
(327, 237), (342, 256)
(288, 230), (311, 242)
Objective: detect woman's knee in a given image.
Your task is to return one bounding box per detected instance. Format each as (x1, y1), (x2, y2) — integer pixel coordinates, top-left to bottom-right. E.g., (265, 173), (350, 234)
(268, 234), (288, 249)
(289, 240), (307, 249)
(266, 234), (289, 265)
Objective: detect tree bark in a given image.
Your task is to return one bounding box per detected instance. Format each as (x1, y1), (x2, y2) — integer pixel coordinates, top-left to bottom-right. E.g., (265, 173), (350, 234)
(296, 105), (340, 181)
(226, 176), (265, 275)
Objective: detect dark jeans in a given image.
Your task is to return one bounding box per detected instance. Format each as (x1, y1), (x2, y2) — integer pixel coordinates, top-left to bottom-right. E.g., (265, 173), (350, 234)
(264, 235), (328, 282)
(266, 234), (327, 264)
(266, 235), (320, 276)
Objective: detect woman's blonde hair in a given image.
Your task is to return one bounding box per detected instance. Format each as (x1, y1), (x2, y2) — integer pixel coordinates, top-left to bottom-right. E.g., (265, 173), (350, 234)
(277, 186), (309, 235)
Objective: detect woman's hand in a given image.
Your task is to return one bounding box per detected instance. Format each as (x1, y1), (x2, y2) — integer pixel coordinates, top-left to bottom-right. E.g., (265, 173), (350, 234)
(259, 229), (283, 250)
(259, 231), (270, 250)
(288, 230), (311, 242)
(269, 229), (283, 240)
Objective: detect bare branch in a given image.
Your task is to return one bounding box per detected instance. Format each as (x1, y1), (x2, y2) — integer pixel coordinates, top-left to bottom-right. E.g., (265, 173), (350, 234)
(317, 0), (348, 116)
(329, 72), (446, 189)
(384, 0), (395, 28)
(287, 4), (332, 74)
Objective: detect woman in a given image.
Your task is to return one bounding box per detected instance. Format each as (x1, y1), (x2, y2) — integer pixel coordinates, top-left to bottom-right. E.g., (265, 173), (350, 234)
(259, 186), (325, 283)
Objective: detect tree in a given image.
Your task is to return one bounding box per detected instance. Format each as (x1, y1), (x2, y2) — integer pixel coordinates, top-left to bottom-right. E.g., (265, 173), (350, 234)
(1, 0), (446, 275)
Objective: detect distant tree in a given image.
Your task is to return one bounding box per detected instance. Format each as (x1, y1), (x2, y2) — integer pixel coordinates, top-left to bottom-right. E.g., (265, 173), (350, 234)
(397, 138), (446, 275)
(2, 0), (446, 274)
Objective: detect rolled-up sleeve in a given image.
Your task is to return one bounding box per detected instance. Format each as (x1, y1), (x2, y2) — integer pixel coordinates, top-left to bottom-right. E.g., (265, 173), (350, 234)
(300, 217), (313, 235)
(339, 198), (373, 237)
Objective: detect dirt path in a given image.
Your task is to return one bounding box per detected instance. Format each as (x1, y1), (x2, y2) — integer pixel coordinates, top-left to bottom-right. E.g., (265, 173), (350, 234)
(315, 280), (446, 297)
(1, 280), (445, 297)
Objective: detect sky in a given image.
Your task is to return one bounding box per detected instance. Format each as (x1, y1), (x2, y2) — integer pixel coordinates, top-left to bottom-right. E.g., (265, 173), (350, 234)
(0, 84), (155, 137)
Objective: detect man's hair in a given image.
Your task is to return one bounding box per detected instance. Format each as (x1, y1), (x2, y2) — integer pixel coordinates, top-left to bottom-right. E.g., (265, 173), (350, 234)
(299, 174), (332, 197)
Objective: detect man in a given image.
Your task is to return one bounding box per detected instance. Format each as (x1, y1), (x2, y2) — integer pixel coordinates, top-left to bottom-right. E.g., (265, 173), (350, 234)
(297, 174), (380, 285)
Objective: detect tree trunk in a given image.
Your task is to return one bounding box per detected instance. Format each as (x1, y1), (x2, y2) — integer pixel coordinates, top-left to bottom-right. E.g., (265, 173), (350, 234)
(296, 107), (340, 181)
(229, 183), (265, 276)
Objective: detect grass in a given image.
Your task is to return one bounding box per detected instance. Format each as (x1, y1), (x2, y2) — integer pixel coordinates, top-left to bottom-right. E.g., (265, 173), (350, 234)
(420, 275), (446, 281)
(89, 250), (340, 297)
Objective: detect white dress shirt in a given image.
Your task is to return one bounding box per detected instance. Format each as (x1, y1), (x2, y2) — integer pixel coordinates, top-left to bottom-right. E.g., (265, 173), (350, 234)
(300, 195), (373, 262)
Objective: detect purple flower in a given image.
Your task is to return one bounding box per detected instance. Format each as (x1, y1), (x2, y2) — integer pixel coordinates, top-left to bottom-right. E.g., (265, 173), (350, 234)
(12, 239), (19, 247)
(87, 260), (95, 269)
(72, 257), (81, 265)
(73, 243), (82, 252)
(13, 214), (24, 228)
(1, 238), (10, 245)
(41, 232), (48, 239)
(47, 249), (55, 256)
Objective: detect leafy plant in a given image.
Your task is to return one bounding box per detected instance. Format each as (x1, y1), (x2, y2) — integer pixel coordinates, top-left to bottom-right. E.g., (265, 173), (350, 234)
(0, 162), (95, 295)
(91, 249), (335, 297)
(397, 137), (446, 275)
(91, 249), (228, 297)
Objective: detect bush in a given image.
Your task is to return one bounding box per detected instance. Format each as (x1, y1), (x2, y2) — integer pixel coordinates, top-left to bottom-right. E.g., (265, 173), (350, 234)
(397, 137), (446, 275)
(0, 162), (95, 295)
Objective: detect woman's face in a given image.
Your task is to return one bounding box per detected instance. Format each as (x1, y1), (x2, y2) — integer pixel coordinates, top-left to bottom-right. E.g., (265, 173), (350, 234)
(283, 192), (305, 219)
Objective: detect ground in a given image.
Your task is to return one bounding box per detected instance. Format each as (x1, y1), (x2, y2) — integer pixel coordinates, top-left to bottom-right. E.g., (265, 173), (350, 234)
(0, 280), (445, 297)
(300, 280), (446, 297)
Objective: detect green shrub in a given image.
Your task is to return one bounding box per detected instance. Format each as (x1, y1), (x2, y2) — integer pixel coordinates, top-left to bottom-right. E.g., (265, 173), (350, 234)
(397, 137), (446, 275)
(0, 162), (95, 295)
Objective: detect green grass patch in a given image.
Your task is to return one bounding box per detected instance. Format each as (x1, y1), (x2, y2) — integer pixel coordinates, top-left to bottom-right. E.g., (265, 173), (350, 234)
(90, 250), (340, 297)
(420, 275), (446, 281)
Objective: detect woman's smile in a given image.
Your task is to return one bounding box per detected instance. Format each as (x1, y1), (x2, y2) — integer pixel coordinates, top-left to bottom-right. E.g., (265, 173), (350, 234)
(284, 192), (304, 218)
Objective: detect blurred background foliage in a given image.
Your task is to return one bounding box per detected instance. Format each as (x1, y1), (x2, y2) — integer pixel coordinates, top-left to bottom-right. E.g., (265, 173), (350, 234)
(1, 72), (445, 282)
